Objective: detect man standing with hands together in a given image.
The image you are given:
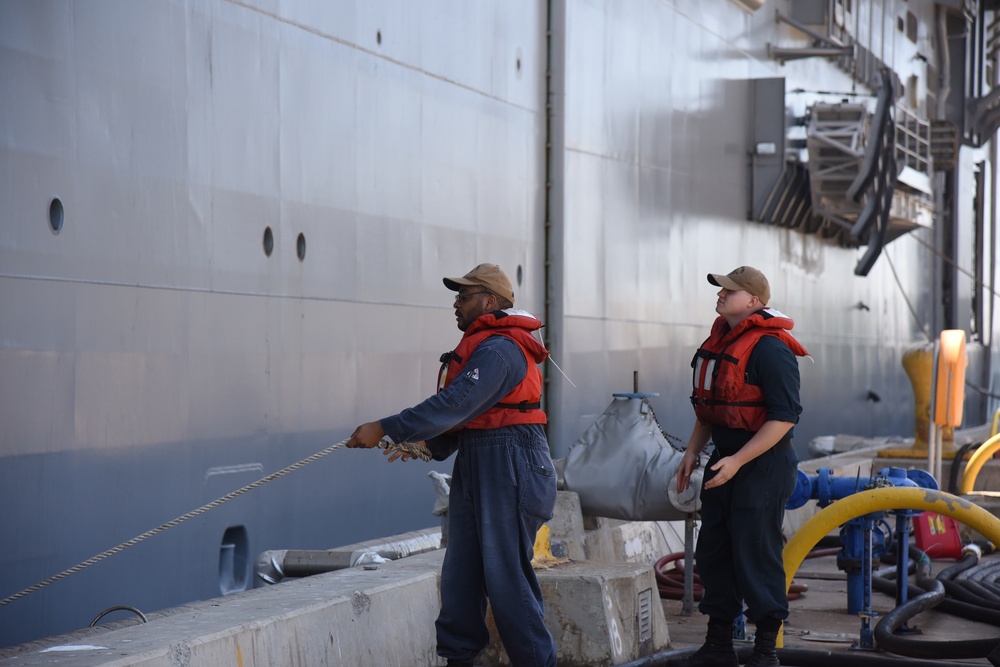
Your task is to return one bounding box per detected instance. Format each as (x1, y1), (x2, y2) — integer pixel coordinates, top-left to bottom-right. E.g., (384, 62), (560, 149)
(676, 266), (807, 667)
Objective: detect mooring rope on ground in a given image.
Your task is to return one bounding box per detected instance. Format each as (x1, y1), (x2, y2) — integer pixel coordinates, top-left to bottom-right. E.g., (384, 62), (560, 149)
(0, 436), (430, 608)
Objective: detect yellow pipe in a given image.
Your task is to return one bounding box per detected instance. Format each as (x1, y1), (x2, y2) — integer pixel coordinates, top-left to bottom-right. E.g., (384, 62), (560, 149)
(991, 408), (1000, 438)
(959, 432), (1000, 494)
(781, 487), (1000, 647)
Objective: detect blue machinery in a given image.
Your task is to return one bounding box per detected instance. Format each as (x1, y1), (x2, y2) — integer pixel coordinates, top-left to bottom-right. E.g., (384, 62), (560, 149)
(784, 466), (939, 650)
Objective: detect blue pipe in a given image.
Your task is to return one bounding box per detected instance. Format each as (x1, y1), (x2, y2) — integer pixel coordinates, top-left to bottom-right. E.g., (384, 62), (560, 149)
(784, 467), (939, 620)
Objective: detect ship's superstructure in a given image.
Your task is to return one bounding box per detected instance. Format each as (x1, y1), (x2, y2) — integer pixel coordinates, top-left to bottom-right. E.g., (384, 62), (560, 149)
(2, 0), (999, 649)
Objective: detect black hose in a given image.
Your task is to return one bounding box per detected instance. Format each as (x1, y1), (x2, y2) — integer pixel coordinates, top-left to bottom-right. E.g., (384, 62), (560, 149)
(966, 556), (1000, 580)
(615, 646), (993, 667)
(873, 552), (1000, 660)
(873, 551), (1000, 626)
(936, 552), (979, 581)
(877, 542), (923, 569)
(948, 441), (978, 494)
(956, 578), (1000, 608)
(937, 552), (1000, 609)
(873, 574), (1000, 624)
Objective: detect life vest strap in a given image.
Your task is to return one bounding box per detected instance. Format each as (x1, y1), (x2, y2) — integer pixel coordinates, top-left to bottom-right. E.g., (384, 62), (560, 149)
(496, 400), (541, 412)
(440, 351), (462, 364)
(695, 398), (768, 408)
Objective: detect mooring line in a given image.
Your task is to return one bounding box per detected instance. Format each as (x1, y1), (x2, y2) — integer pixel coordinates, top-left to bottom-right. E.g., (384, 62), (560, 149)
(0, 437), (431, 607)
(0, 440), (354, 608)
(0, 436), (429, 608)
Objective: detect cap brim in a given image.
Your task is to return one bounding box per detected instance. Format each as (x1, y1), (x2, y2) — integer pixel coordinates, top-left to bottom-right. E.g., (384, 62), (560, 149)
(707, 273), (742, 291)
(443, 276), (478, 291)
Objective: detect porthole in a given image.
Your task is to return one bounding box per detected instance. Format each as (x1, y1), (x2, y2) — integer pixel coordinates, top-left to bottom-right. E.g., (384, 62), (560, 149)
(49, 198), (64, 234)
(262, 226), (274, 257)
(376, 30), (382, 45)
(516, 264), (523, 286)
(296, 232), (306, 261)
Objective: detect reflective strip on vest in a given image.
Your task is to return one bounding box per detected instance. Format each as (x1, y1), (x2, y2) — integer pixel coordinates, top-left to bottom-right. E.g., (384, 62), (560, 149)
(694, 356), (715, 392)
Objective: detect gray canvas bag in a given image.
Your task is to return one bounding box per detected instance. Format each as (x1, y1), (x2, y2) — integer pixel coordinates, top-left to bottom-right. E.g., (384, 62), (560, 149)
(563, 395), (702, 521)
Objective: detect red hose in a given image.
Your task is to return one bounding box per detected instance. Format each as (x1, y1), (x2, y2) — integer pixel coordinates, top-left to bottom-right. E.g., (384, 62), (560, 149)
(654, 551), (809, 600)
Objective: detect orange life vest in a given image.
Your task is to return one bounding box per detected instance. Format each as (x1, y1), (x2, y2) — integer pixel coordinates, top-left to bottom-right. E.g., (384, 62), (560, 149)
(438, 309), (549, 430)
(690, 308), (808, 432)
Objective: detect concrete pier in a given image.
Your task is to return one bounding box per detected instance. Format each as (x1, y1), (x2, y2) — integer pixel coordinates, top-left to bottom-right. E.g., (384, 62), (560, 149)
(0, 552), (445, 667)
(0, 491), (676, 667)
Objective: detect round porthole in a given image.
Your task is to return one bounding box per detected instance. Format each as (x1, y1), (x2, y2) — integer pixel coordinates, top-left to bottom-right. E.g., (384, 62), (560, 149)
(296, 232), (306, 261)
(516, 264), (523, 286)
(262, 226), (274, 257)
(49, 198), (64, 233)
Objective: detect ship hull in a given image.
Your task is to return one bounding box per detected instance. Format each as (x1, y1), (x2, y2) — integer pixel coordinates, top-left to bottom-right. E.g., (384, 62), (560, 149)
(2, 0), (997, 648)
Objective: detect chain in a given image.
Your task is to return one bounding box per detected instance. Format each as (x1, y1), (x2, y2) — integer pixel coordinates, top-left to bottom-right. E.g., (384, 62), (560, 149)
(652, 415), (689, 451)
(0, 437), (428, 608)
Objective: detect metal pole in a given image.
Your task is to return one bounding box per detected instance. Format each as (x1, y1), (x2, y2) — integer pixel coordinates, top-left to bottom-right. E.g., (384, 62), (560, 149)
(681, 513), (695, 616)
(928, 341), (939, 483)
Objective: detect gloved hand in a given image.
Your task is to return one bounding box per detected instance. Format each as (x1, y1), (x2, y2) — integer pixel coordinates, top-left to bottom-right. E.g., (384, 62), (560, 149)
(383, 439), (432, 462)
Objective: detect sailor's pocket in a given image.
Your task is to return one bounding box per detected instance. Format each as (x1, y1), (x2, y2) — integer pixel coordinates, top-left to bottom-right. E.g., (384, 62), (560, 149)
(517, 455), (557, 523)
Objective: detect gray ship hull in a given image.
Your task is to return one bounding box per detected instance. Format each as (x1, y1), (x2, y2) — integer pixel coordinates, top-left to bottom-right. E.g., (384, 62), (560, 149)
(3, 0), (998, 649)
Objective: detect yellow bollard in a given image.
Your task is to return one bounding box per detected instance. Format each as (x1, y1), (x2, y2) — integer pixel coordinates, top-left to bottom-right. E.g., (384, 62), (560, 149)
(879, 344), (955, 457)
(903, 344), (933, 449)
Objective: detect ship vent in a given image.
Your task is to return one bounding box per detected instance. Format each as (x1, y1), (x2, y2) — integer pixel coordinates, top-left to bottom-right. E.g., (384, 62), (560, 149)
(930, 120), (960, 171)
(637, 588), (653, 644)
(755, 162), (821, 234)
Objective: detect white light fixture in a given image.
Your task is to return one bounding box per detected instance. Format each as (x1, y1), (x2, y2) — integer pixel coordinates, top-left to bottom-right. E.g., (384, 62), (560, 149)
(755, 141), (777, 155)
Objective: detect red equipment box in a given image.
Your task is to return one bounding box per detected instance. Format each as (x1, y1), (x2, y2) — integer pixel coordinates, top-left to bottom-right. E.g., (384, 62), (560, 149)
(913, 512), (963, 560)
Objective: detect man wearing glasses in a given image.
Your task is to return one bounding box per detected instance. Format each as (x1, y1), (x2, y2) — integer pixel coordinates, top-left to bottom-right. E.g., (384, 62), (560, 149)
(347, 263), (558, 667)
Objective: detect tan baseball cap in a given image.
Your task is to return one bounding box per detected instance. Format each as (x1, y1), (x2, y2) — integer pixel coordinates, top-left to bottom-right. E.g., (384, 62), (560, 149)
(443, 263), (515, 304)
(707, 266), (770, 305)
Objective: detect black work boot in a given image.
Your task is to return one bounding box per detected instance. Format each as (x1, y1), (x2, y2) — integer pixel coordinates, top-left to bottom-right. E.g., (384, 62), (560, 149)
(677, 616), (738, 667)
(745, 628), (780, 667)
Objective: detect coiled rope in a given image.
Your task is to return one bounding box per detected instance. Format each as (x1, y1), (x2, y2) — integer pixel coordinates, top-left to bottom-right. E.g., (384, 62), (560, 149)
(0, 436), (430, 608)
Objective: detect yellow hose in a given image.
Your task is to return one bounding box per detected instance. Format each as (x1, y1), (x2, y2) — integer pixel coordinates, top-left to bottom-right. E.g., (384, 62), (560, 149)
(960, 432), (1000, 494)
(781, 487), (1000, 647)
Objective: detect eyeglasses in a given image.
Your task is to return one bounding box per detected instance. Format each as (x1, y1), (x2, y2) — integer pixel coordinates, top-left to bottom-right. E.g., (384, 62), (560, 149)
(455, 291), (491, 303)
